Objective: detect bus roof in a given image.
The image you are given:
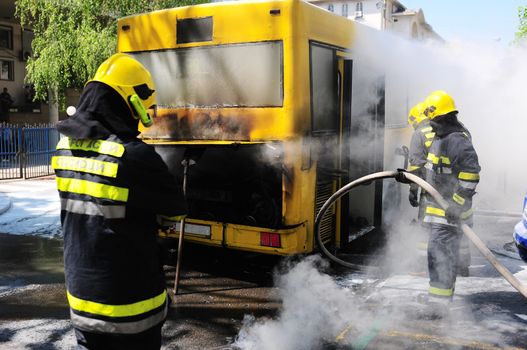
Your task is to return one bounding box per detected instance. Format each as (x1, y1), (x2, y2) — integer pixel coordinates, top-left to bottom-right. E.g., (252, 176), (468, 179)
(117, 0), (355, 53)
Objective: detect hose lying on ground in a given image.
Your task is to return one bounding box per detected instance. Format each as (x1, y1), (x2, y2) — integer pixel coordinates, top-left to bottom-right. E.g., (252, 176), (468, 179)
(314, 170), (527, 299)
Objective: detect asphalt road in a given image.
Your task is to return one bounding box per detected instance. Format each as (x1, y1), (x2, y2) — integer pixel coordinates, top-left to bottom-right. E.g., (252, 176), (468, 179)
(0, 235), (281, 350)
(0, 214), (527, 349)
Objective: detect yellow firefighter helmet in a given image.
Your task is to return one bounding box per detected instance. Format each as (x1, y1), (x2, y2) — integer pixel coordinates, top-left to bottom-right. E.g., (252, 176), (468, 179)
(424, 90), (458, 120)
(88, 53), (156, 127)
(407, 102), (427, 129)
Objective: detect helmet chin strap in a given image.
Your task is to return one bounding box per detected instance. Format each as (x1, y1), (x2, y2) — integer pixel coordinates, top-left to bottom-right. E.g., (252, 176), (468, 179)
(128, 94), (153, 127)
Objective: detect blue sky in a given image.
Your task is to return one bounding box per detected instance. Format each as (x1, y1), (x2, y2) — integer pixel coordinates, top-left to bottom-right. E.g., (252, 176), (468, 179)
(400, 0), (526, 45)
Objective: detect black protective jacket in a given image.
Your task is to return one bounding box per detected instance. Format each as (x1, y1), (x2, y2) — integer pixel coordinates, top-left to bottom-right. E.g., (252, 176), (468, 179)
(408, 120), (434, 173)
(423, 113), (480, 226)
(408, 120), (435, 197)
(53, 83), (187, 334)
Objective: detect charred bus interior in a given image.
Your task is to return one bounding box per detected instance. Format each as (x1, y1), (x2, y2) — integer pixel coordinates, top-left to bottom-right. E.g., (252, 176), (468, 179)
(155, 144), (284, 229)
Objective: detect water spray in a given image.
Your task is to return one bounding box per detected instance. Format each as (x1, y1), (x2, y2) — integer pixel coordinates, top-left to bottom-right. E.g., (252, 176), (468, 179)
(315, 170), (527, 299)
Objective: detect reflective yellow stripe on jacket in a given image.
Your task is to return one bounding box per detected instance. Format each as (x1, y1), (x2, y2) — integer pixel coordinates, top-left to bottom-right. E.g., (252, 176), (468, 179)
(458, 171), (479, 181)
(452, 193), (466, 206)
(67, 290), (167, 317)
(426, 206), (445, 217)
(427, 153), (451, 165)
(420, 127), (435, 149)
(57, 137), (125, 157)
(52, 156), (119, 178)
(56, 177), (129, 202)
(425, 206), (473, 219)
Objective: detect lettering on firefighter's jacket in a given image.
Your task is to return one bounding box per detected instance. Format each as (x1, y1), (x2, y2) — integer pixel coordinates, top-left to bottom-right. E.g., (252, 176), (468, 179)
(52, 156), (118, 178)
(57, 137), (125, 158)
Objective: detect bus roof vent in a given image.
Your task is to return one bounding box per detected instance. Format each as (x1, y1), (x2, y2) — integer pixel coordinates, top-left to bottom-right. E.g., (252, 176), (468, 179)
(177, 17), (213, 44)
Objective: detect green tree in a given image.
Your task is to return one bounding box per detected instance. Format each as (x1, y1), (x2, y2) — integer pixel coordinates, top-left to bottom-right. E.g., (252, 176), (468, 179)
(515, 5), (527, 42)
(16, 0), (205, 108)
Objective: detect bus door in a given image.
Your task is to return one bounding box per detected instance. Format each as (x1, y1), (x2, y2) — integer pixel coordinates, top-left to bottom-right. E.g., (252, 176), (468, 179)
(347, 68), (386, 250)
(337, 52), (353, 248)
(310, 43), (351, 249)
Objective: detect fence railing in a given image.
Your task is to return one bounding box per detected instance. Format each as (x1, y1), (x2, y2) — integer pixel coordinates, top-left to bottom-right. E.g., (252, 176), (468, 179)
(0, 123), (60, 180)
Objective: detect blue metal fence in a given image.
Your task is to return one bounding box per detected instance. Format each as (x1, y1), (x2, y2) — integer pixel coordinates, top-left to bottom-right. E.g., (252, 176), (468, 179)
(0, 123), (59, 180)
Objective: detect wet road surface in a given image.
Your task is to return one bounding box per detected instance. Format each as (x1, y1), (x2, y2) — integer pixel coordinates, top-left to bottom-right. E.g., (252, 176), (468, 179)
(0, 233), (67, 320)
(1, 215), (527, 349)
(0, 234), (282, 349)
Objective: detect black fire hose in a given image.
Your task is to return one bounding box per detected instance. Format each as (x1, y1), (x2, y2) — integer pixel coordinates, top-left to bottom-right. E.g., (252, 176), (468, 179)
(315, 170), (527, 299)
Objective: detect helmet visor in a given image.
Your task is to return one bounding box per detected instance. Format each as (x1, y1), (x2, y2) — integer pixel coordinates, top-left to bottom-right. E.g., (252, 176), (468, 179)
(134, 83), (155, 100)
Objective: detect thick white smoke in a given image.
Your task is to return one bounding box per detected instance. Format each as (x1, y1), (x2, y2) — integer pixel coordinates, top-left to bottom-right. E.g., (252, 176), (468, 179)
(234, 24), (527, 350)
(233, 256), (375, 350)
(352, 24), (527, 213)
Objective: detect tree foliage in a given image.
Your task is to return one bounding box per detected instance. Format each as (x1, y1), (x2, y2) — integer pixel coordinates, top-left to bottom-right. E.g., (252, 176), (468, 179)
(515, 5), (527, 43)
(16, 0), (205, 108)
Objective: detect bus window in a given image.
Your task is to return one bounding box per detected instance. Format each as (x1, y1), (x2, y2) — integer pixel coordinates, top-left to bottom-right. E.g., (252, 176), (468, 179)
(310, 43), (339, 133)
(131, 41), (283, 108)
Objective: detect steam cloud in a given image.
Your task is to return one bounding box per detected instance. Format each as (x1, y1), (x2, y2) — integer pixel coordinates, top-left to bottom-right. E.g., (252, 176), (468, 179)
(234, 25), (527, 350)
(352, 24), (527, 212)
(234, 256), (371, 350)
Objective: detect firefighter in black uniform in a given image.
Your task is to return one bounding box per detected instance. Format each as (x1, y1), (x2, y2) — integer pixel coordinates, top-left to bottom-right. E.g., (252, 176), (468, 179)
(406, 101), (472, 276)
(421, 90), (480, 309)
(52, 53), (187, 349)
(406, 102), (435, 261)
(407, 101), (434, 211)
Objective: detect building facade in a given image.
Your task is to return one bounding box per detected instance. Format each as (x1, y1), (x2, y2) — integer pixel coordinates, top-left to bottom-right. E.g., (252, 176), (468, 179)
(0, 1), (63, 124)
(309, 0), (442, 41)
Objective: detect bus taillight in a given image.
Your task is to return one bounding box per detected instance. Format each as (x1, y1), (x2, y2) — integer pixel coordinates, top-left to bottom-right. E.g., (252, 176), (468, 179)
(260, 232), (281, 248)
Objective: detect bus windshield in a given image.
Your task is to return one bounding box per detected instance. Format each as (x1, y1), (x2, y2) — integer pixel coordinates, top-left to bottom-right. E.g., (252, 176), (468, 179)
(131, 41), (283, 108)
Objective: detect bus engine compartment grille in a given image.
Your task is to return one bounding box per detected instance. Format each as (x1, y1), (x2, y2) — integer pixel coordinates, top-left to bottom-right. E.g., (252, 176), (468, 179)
(315, 180), (335, 244)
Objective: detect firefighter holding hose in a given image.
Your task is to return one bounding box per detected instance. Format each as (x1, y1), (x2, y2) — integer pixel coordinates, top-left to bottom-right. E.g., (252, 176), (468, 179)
(52, 53), (187, 349)
(406, 101), (472, 277)
(419, 90), (480, 311)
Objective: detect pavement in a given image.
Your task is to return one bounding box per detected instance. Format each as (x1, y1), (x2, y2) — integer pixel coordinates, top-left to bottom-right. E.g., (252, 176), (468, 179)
(0, 177), (61, 238)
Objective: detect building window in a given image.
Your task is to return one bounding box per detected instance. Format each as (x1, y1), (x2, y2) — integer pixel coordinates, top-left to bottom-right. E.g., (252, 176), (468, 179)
(328, 4), (334, 12)
(342, 4), (348, 17)
(0, 26), (13, 50)
(355, 2), (364, 18)
(356, 2), (363, 12)
(0, 60), (14, 81)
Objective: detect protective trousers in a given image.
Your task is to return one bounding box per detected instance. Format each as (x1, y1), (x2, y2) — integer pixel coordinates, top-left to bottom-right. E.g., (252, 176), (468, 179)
(427, 223), (462, 297)
(74, 322), (163, 350)
(458, 235), (471, 271)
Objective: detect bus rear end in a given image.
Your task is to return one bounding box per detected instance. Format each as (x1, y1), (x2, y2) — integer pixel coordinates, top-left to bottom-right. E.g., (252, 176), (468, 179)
(117, 0), (319, 255)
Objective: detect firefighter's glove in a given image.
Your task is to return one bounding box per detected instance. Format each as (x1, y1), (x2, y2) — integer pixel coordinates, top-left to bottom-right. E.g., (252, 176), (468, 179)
(409, 187), (419, 207)
(395, 169), (411, 184)
(445, 205), (463, 224)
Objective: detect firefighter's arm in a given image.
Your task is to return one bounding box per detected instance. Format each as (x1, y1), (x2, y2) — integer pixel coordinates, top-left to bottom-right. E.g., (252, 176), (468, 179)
(407, 131), (427, 174)
(125, 142), (188, 217)
(447, 134), (480, 222)
(406, 132), (428, 204)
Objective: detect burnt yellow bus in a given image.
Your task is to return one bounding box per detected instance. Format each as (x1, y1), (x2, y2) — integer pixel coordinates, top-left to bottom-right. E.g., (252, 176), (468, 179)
(117, 0), (403, 255)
